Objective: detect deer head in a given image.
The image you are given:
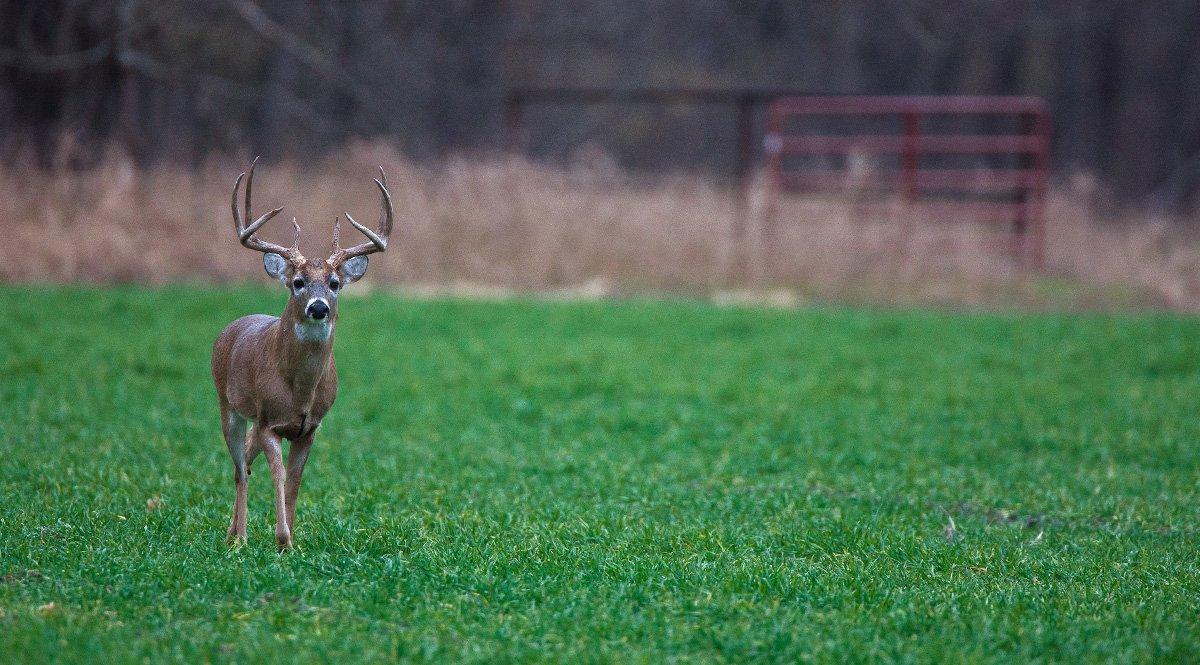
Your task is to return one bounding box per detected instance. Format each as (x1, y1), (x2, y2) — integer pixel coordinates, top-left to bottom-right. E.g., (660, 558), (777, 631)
(230, 156), (394, 341)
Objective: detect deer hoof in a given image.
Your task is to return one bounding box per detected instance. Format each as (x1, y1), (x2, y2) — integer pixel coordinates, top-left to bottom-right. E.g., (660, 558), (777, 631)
(276, 528), (293, 552)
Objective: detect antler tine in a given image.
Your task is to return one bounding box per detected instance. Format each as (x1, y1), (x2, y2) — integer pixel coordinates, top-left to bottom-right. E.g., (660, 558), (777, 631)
(230, 156), (302, 260)
(375, 166), (393, 239)
(245, 155), (258, 226)
(239, 206), (286, 242)
(342, 211), (386, 251)
(331, 216), (341, 253)
(328, 167), (395, 266)
(231, 171), (246, 233)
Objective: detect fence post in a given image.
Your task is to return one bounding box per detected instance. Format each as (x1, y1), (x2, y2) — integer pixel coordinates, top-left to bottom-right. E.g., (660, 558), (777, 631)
(762, 104), (785, 241)
(504, 91), (524, 153)
(1029, 108), (1050, 270)
(727, 94), (760, 280)
(902, 111), (920, 202)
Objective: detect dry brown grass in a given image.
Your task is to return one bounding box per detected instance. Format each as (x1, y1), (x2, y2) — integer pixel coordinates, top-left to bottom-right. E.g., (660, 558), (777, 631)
(3, 140), (1199, 309)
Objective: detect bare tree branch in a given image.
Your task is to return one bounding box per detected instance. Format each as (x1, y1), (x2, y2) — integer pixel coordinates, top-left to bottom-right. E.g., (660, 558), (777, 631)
(110, 0), (326, 131)
(0, 1), (114, 72)
(0, 43), (112, 73)
(117, 48), (327, 131)
(224, 0), (382, 115)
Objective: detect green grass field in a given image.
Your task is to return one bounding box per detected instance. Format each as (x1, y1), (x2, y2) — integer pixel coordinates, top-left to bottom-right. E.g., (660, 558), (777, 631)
(1, 286), (1198, 662)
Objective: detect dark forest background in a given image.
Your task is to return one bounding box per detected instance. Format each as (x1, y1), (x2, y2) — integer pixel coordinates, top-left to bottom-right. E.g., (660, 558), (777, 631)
(3, 1), (1199, 210)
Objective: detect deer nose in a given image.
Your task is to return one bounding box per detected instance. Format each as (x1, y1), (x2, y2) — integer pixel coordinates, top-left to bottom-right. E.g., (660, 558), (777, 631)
(306, 299), (330, 320)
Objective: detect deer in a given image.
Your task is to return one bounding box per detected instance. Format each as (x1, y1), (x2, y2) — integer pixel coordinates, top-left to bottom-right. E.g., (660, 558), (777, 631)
(211, 157), (394, 550)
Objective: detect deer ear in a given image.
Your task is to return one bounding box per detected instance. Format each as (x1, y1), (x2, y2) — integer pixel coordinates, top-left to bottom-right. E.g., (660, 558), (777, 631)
(263, 253), (289, 282)
(340, 256), (369, 284)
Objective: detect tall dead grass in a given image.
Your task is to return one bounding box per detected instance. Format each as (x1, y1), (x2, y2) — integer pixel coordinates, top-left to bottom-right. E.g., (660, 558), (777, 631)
(2, 140), (1199, 309)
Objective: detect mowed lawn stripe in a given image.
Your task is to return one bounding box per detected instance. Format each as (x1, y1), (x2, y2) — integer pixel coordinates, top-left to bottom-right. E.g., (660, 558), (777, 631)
(0, 286), (1197, 662)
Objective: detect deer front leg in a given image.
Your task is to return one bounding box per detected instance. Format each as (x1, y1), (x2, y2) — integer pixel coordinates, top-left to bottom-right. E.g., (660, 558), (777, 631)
(284, 433), (315, 535)
(256, 426), (292, 551)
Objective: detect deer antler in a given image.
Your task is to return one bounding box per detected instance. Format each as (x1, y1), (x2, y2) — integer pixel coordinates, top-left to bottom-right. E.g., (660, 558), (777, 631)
(328, 167), (394, 267)
(232, 156), (304, 262)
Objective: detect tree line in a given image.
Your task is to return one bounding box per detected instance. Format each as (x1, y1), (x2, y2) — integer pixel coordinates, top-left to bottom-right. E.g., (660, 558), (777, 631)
(2, 1), (1198, 210)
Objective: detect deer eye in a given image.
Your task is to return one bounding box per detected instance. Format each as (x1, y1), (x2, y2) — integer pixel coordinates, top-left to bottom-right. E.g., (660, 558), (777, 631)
(292, 277), (305, 290)
(328, 277), (341, 291)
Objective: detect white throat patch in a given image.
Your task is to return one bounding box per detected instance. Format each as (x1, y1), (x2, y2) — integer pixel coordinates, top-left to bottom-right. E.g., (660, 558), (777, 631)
(293, 320), (332, 342)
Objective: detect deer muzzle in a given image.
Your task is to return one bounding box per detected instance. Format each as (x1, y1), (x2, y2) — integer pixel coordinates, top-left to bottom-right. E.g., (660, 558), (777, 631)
(305, 299), (330, 320)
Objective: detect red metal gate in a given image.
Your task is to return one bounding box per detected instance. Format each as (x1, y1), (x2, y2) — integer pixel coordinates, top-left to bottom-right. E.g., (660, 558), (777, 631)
(764, 96), (1050, 268)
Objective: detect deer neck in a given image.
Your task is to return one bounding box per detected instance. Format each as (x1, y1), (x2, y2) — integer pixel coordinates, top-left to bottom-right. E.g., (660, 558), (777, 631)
(273, 306), (334, 406)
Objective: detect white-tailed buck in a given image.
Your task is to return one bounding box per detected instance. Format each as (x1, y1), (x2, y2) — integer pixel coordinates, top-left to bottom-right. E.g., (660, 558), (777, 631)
(212, 157), (393, 550)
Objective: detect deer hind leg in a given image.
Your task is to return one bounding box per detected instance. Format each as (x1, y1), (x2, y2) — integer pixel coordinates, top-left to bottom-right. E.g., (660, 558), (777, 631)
(221, 409), (250, 543)
(245, 432), (262, 476)
(256, 426), (292, 551)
